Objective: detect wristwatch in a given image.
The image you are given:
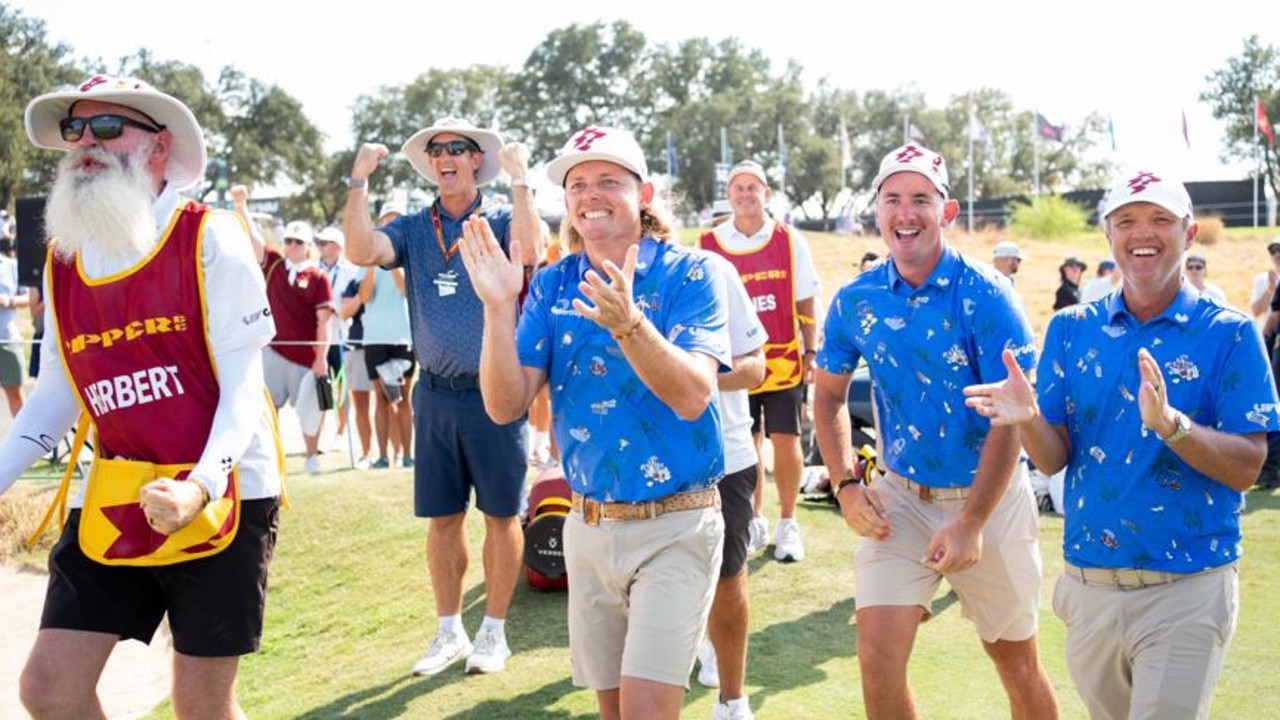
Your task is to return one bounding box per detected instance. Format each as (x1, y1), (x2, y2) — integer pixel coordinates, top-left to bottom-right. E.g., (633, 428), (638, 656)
(1160, 410), (1192, 445)
(345, 177), (368, 190)
(510, 176), (530, 187)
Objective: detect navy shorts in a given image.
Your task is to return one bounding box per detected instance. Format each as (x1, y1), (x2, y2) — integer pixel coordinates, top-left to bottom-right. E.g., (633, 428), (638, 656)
(718, 465), (758, 577)
(749, 384), (806, 436)
(412, 378), (527, 518)
(41, 498), (280, 657)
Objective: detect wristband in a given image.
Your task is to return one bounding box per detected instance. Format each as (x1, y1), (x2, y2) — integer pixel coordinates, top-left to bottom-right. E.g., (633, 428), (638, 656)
(612, 314), (645, 341)
(189, 476), (212, 507)
(510, 176), (530, 187)
(836, 475), (862, 494)
(345, 177), (368, 190)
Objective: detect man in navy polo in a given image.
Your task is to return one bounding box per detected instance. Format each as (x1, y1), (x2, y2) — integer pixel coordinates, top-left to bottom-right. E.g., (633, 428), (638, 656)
(813, 144), (1058, 719)
(344, 119), (541, 676)
(966, 171), (1280, 719)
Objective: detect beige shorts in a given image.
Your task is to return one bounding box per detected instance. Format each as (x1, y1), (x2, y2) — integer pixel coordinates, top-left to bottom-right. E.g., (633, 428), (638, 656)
(563, 504), (723, 690)
(853, 465), (1042, 643)
(1053, 564), (1238, 720)
(263, 347), (323, 435)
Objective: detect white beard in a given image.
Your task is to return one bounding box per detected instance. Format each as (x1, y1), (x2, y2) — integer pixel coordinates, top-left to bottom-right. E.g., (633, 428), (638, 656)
(45, 144), (158, 266)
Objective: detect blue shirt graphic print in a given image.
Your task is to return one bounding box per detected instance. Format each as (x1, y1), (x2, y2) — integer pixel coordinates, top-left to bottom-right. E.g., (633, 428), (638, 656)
(1037, 287), (1280, 572)
(817, 244), (1036, 487)
(517, 238), (731, 503)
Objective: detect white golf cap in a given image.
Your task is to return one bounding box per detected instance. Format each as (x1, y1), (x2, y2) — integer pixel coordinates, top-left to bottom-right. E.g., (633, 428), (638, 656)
(545, 126), (648, 187)
(726, 160), (767, 187)
(872, 143), (949, 197)
(283, 220), (314, 243)
(1101, 170), (1193, 221)
(993, 241), (1022, 259)
(315, 226), (345, 247)
(25, 74), (207, 191)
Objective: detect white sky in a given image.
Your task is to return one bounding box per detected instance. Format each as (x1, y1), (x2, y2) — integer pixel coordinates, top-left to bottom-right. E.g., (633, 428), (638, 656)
(12, 0), (1276, 183)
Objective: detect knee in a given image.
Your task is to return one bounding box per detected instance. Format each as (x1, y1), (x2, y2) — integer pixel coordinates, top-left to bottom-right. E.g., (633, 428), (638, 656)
(20, 662), (78, 717)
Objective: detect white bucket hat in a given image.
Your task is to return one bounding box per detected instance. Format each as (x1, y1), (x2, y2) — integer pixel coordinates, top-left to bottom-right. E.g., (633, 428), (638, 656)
(401, 118), (502, 188)
(872, 143), (950, 197)
(545, 126), (649, 187)
(1101, 171), (1193, 221)
(25, 74), (207, 192)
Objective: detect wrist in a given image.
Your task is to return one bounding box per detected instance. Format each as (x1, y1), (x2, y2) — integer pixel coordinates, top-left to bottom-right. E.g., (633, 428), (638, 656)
(612, 313), (646, 341)
(188, 475), (212, 508)
(510, 175), (531, 188)
(345, 176), (368, 190)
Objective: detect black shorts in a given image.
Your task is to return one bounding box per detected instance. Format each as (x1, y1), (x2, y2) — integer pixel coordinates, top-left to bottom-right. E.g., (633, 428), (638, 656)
(718, 465), (758, 577)
(364, 344), (416, 381)
(41, 498), (280, 657)
(749, 384), (806, 437)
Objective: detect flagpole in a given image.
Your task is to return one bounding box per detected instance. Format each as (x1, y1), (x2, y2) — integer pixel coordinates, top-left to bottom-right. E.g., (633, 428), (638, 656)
(903, 116), (909, 145)
(1032, 111), (1041, 197)
(1255, 96), (1261, 228)
(721, 127), (730, 166)
(967, 112), (975, 234)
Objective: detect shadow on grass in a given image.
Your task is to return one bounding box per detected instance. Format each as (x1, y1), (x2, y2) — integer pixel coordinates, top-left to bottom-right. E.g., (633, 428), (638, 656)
(441, 677), (588, 719)
(1244, 487), (1280, 515)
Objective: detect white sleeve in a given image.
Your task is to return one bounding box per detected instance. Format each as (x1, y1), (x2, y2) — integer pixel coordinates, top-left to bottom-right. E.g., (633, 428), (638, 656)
(790, 228), (821, 301)
(1251, 273), (1271, 305)
(0, 354), (80, 497)
(202, 209), (275, 354)
(188, 342), (268, 499)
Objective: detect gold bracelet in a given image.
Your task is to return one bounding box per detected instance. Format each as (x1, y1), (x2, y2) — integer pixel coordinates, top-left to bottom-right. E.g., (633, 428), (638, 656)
(612, 314), (645, 341)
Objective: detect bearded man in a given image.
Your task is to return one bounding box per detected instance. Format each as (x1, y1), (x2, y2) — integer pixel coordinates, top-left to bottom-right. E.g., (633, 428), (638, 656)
(0, 75), (282, 720)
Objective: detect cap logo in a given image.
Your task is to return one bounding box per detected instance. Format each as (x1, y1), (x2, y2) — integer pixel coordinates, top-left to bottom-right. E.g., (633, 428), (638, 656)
(1126, 171), (1161, 195)
(79, 75), (108, 93)
(895, 145), (924, 163)
(571, 127), (607, 152)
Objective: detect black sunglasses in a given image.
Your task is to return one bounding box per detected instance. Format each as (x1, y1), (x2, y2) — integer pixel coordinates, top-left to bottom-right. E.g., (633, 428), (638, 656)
(426, 140), (481, 157)
(283, 237), (307, 246)
(59, 114), (165, 142)
(1185, 263), (1206, 270)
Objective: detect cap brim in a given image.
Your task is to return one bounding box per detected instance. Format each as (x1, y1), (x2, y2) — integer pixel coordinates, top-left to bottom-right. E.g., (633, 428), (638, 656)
(25, 87), (206, 192)
(402, 126), (502, 187)
(545, 150), (647, 187)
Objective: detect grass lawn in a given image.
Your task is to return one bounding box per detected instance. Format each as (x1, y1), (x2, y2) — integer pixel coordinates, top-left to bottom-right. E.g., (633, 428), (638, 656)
(111, 457), (1278, 720)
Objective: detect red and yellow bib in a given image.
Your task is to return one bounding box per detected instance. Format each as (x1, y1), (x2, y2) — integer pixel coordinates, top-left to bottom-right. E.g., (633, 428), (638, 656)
(48, 201), (239, 565)
(700, 223), (801, 393)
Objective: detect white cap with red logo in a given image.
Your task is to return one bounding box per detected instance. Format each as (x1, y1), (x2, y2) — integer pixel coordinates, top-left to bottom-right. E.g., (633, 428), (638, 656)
(1101, 171), (1193, 221)
(872, 144), (949, 197)
(545, 126), (649, 187)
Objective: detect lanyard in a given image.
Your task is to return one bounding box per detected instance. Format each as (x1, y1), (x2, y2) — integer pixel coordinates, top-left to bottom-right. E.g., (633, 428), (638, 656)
(431, 201), (483, 261)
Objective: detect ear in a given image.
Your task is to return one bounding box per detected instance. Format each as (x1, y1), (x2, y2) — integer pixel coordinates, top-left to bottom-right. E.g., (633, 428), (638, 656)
(764, 187), (773, 202)
(639, 181), (655, 206)
(941, 198), (961, 224)
(1184, 220), (1199, 250)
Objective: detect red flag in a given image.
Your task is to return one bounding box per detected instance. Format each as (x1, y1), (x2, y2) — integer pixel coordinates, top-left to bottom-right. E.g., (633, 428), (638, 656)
(1259, 97), (1275, 148)
(1035, 112), (1063, 141)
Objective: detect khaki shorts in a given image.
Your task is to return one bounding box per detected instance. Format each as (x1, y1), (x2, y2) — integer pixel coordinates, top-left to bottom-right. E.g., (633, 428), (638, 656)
(853, 466), (1042, 643)
(563, 505), (723, 690)
(263, 347), (323, 435)
(0, 341), (24, 389)
(1053, 564), (1237, 720)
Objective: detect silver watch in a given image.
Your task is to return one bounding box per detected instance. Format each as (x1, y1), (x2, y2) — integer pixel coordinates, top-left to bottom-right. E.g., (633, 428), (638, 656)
(1160, 411), (1192, 445)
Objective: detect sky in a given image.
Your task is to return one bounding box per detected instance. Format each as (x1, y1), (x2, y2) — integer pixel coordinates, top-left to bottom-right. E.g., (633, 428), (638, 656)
(11, 0), (1276, 185)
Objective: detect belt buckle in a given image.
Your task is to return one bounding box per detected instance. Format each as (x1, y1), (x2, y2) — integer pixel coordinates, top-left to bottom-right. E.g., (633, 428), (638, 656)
(583, 498), (602, 527)
(1111, 568), (1139, 589)
(917, 484), (932, 503)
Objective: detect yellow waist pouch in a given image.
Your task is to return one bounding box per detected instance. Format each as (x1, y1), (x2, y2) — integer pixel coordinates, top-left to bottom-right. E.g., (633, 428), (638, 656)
(79, 457), (240, 567)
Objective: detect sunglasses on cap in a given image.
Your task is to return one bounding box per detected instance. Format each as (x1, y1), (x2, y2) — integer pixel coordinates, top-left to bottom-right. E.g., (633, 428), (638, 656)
(426, 139), (481, 157)
(59, 114), (165, 142)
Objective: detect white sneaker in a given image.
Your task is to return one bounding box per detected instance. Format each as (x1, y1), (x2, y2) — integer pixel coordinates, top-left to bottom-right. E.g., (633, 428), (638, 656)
(773, 520), (805, 562)
(465, 625), (512, 674)
(696, 638), (720, 688)
(746, 516), (769, 554)
(304, 455), (322, 475)
(354, 456), (371, 471)
(411, 630), (473, 676)
(712, 698), (756, 720)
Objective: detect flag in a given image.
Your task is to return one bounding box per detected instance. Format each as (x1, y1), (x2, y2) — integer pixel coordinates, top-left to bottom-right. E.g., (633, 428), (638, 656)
(968, 111), (992, 154)
(1107, 116), (1116, 151)
(1181, 109), (1190, 148)
(1258, 97), (1275, 149)
(838, 117), (852, 173)
(906, 121), (927, 145)
(777, 123), (788, 173)
(1035, 112), (1063, 141)
(665, 130), (679, 178)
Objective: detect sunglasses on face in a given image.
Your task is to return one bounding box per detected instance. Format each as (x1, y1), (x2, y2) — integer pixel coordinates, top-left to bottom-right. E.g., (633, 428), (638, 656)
(283, 237), (308, 246)
(425, 140), (480, 157)
(59, 114), (165, 142)
(1186, 264), (1205, 270)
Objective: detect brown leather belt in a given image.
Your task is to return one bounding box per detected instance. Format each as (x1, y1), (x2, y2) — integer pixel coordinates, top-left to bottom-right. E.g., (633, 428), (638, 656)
(882, 471), (969, 503)
(571, 488), (720, 527)
(1063, 561), (1234, 590)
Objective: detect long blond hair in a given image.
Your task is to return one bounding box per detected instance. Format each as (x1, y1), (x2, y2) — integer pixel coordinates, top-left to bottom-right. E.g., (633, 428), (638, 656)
(560, 188), (676, 253)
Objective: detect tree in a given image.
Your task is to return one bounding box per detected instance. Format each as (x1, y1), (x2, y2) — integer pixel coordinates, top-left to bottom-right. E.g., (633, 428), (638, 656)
(1201, 34), (1280, 200)
(0, 2), (80, 209)
(506, 21), (657, 162)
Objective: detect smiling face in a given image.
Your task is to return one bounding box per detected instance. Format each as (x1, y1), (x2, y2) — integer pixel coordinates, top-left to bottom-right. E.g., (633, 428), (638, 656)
(563, 160), (651, 250)
(1105, 201), (1197, 304)
(427, 131), (482, 200)
(875, 171), (959, 287)
(727, 172), (770, 228)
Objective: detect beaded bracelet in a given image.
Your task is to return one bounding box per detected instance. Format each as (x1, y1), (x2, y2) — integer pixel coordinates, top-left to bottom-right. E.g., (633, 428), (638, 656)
(612, 315), (645, 341)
